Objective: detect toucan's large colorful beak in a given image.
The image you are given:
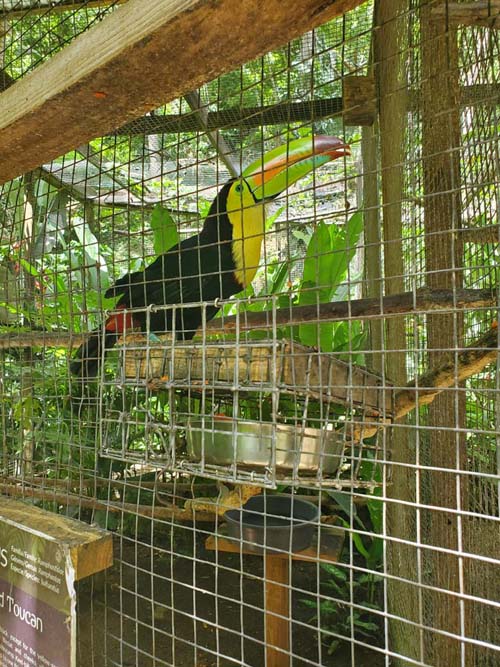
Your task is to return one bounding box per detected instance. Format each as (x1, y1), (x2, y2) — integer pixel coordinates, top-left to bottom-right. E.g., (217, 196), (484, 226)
(242, 135), (350, 201)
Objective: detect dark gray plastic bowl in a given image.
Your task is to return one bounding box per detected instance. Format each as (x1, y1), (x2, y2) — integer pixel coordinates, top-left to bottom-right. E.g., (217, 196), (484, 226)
(225, 494), (319, 554)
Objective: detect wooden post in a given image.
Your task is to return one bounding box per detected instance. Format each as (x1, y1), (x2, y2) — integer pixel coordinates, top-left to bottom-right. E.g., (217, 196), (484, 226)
(420, 2), (471, 665)
(265, 555), (290, 666)
(375, 0), (422, 664)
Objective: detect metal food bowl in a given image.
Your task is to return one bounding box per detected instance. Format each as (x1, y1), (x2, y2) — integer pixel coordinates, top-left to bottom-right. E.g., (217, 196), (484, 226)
(186, 418), (344, 474)
(225, 494), (319, 553)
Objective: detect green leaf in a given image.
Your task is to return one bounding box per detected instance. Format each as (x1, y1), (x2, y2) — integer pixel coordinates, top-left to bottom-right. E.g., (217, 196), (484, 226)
(328, 211), (363, 289)
(296, 212), (364, 351)
(150, 205), (179, 255)
(269, 262), (291, 295)
(325, 490), (366, 529)
(322, 563), (348, 581)
(367, 497), (383, 534)
(327, 639), (341, 655)
(353, 618), (379, 633)
(301, 222), (333, 294)
(19, 259), (40, 277)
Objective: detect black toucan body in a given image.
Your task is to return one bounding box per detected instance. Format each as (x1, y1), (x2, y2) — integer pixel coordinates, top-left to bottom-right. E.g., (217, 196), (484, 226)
(71, 136), (350, 379)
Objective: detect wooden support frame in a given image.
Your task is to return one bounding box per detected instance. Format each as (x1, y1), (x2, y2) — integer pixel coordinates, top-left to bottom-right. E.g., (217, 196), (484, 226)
(0, 0), (367, 184)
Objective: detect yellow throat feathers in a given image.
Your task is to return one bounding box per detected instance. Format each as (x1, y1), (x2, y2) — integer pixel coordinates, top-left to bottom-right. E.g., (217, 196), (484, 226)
(227, 189), (266, 288)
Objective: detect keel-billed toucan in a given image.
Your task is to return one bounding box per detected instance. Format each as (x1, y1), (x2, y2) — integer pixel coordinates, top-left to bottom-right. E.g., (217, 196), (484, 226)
(71, 135), (350, 379)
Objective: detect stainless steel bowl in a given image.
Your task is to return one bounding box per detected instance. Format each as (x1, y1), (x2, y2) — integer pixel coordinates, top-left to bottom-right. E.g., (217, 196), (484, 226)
(186, 418), (344, 474)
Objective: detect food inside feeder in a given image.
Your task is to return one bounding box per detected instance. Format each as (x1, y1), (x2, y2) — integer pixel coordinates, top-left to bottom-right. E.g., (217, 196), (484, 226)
(186, 417), (344, 474)
(225, 494), (319, 553)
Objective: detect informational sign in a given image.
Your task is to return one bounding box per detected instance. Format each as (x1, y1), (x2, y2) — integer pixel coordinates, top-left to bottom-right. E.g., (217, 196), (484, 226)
(0, 499), (113, 667)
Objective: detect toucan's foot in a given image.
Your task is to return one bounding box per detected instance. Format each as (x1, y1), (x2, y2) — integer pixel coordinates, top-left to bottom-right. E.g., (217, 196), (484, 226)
(184, 483), (262, 516)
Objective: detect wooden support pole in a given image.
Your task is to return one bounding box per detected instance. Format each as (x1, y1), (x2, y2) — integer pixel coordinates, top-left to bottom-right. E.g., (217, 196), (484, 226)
(0, 0), (367, 184)
(420, 2), (468, 663)
(375, 0), (420, 663)
(265, 556), (290, 667)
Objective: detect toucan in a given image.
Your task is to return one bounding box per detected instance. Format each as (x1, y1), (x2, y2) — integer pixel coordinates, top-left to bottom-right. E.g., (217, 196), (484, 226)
(70, 135), (350, 379)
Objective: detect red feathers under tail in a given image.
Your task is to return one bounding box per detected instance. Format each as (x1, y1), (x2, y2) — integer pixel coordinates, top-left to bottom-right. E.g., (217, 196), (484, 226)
(71, 307), (137, 380)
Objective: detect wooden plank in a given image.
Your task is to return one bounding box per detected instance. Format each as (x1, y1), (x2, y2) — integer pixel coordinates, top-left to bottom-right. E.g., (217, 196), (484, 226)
(0, 0), (368, 184)
(0, 497), (113, 580)
(205, 524), (344, 563)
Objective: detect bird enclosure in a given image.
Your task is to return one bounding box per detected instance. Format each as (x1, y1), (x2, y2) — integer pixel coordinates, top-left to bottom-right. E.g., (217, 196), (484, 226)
(0, 1), (499, 666)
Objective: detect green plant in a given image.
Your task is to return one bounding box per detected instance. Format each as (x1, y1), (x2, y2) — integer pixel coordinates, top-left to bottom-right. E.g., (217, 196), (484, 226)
(302, 562), (382, 655)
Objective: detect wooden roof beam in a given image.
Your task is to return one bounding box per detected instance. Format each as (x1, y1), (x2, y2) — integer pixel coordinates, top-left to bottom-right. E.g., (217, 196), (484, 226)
(0, 0), (367, 185)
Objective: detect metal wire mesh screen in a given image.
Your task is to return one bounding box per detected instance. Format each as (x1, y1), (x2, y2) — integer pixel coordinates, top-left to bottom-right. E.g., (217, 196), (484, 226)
(0, 1), (499, 666)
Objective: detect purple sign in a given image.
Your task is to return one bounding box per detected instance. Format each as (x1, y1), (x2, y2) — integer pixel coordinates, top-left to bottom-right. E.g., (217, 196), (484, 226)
(0, 521), (75, 667)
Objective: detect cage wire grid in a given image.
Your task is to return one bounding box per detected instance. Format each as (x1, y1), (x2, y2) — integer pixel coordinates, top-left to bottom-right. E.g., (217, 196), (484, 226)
(0, 1), (499, 666)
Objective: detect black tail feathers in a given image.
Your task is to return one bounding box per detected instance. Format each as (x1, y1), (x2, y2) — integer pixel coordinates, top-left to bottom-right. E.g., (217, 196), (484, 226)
(70, 330), (118, 379)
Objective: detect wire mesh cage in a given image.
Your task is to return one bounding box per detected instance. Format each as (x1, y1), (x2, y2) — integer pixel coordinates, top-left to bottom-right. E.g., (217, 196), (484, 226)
(0, 1), (499, 666)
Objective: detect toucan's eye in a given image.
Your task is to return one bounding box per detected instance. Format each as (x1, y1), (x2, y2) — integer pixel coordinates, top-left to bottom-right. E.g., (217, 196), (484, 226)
(235, 183), (242, 193)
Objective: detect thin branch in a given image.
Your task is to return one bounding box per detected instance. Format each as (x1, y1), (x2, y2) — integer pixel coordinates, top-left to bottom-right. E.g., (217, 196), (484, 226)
(0, 288), (495, 349)
(0, 481), (216, 522)
(206, 287), (496, 333)
(352, 323), (499, 442)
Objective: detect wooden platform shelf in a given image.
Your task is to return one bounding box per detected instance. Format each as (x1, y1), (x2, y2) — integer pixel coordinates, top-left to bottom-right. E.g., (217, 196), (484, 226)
(120, 337), (394, 417)
(206, 522), (344, 667)
(0, 498), (113, 581)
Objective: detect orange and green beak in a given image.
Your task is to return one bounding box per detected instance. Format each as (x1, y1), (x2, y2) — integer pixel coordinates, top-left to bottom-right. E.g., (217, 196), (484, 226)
(242, 135), (350, 202)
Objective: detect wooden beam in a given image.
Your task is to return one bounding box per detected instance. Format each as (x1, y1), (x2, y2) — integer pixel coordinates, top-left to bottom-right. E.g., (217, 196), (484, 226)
(85, 83), (500, 136)
(430, 1), (500, 28)
(113, 97), (345, 135)
(0, 0), (367, 185)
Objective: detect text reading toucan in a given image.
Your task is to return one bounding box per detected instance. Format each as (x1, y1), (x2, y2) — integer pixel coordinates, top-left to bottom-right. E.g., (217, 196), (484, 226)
(71, 135), (350, 379)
